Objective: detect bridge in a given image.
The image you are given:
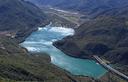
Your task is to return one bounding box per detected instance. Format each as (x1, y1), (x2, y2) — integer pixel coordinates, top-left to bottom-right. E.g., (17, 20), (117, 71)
(93, 55), (128, 81)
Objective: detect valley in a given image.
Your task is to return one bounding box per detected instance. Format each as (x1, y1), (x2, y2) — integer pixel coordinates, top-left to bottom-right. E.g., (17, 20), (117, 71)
(42, 6), (85, 26)
(0, 0), (128, 82)
(40, 6), (84, 28)
(20, 24), (107, 79)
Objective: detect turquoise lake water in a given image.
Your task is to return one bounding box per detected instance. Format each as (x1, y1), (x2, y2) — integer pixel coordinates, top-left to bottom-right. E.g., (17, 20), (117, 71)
(21, 24), (107, 78)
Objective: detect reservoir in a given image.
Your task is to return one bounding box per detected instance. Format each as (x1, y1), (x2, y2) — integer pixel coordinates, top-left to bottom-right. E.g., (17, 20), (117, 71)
(21, 24), (107, 78)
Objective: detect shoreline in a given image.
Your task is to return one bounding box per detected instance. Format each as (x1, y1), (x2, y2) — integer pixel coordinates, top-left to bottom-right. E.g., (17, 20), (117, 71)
(16, 21), (50, 43)
(18, 24), (97, 81)
(21, 24), (108, 79)
(53, 42), (93, 60)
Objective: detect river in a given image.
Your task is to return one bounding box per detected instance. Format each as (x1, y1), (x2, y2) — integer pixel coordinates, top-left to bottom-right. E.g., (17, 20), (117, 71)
(21, 24), (107, 79)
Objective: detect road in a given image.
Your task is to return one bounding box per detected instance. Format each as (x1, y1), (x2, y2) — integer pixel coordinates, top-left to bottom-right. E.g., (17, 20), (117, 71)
(93, 55), (128, 81)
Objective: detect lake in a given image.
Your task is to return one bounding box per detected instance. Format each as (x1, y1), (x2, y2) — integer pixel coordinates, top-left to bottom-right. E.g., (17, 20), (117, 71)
(21, 24), (107, 78)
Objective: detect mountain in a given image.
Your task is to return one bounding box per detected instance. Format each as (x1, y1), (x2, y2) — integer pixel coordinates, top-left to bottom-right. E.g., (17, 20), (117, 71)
(26, 0), (128, 20)
(0, 0), (49, 41)
(26, 0), (128, 13)
(0, 0), (127, 81)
